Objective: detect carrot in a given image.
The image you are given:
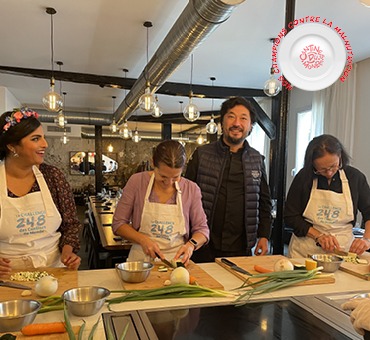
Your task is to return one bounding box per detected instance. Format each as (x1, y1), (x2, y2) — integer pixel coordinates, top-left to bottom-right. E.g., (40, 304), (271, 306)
(254, 265), (273, 273)
(189, 275), (198, 285)
(21, 322), (66, 336)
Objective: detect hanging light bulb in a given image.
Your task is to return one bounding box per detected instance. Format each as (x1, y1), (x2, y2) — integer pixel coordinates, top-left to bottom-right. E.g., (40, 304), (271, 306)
(152, 96), (163, 118)
(360, 0), (370, 7)
(132, 128), (141, 143)
(139, 81), (156, 112)
(119, 121), (132, 139)
(109, 96), (118, 133)
(263, 67), (281, 97)
(206, 116), (218, 134)
(43, 8), (63, 112)
(183, 54), (200, 122)
(55, 91), (67, 128)
(178, 101), (186, 146)
(60, 130), (69, 144)
(107, 144), (114, 152)
(184, 92), (200, 122)
(196, 133), (205, 145)
(138, 21), (156, 113)
(206, 77), (218, 134)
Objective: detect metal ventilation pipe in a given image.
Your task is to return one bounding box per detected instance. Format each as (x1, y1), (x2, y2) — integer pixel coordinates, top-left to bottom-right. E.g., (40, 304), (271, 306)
(36, 109), (111, 126)
(114, 0), (245, 125)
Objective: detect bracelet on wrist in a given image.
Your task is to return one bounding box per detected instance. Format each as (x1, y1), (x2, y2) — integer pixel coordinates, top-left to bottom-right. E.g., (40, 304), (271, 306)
(314, 233), (325, 243)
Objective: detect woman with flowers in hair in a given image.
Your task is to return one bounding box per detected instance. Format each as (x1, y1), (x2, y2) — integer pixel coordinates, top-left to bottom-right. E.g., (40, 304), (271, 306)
(0, 108), (81, 278)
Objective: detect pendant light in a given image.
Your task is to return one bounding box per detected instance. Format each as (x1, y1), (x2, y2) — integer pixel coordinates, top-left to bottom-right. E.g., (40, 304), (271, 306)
(178, 101), (186, 146)
(107, 144), (114, 152)
(60, 130), (69, 144)
(360, 0), (370, 7)
(138, 21), (156, 113)
(152, 96), (163, 118)
(183, 54), (200, 122)
(120, 121), (132, 139)
(196, 131), (205, 145)
(119, 69), (132, 139)
(54, 62), (67, 128)
(42, 7), (63, 112)
(263, 38), (281, 97)
(206, 77), (218, 134)
(60, 95), (68, 143)
(109, 96), (118, 133)
(132, 110), (141, 143)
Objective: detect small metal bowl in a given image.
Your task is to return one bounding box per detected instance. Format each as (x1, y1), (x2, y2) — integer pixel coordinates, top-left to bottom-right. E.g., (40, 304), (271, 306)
(311, 254), (343, 272)
(116, 261), (153, 283)
(0, 299), (41, 332)
(62, 286), (110, 317)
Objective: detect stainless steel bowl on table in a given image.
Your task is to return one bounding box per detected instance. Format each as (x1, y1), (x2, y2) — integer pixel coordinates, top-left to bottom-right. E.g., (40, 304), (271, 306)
(0, 299), (41, 332)
(115, 261), (154, 283)
(62, 286), (110, 317)
(311, 254), (343, 273)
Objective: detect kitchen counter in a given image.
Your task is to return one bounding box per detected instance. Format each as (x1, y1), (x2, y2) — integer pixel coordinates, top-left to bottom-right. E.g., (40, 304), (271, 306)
(8, 257), (370, 339)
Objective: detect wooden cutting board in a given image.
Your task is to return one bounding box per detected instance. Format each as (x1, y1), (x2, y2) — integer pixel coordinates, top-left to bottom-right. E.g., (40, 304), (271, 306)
(0, 268), (78, 301)
(215, 255), (335, 285)
(339, 259), (370, 280)
(118, 261), (224, 290)
(0, 326), (80, 339)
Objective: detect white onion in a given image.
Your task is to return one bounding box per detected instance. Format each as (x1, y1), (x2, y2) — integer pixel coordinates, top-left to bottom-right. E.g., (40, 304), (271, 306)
(35, 275), (58, 297)
(274, 259), (294, 272)
(170, 267), (190, 285)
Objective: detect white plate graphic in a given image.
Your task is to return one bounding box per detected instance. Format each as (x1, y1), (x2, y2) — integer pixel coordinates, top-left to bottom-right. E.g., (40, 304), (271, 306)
(278, 23), (346, 91)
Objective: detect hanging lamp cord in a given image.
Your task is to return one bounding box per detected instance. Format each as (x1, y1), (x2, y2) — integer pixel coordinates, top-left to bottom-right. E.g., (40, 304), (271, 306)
(50, 12), (55, 77)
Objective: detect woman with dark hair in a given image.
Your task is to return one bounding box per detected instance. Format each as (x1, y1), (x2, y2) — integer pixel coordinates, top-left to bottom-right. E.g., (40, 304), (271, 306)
(285, 134), (370, 257)
(0, 108), (81, 278)
(112, 140), (209, 266)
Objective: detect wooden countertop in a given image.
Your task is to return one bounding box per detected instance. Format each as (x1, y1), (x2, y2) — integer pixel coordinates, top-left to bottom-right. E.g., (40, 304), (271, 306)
(2, 255), (370, 339)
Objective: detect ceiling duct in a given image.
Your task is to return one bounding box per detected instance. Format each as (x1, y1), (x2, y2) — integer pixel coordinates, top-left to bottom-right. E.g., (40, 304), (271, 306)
(114, 0), (245, 125)
(36, 109), (111, 126)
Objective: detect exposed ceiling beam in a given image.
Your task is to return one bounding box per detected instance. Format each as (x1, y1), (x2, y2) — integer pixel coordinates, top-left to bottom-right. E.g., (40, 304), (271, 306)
(0, 65), (265, 98)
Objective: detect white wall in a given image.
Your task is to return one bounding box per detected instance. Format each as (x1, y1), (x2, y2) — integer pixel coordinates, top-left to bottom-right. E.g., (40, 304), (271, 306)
(286, 88), (313, 191)
(352, 58), (370, 182)
(0, 86), (20, 113)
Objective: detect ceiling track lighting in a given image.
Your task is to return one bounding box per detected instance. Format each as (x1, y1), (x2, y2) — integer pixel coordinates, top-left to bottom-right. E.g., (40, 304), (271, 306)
(183, 54), (200, 122)
(43, 7), (63, 112)
(138, 21), (156, 113)
(109, 96), (118, 133)
(263, 38), (281, 97)
(206, 76), (218, 134)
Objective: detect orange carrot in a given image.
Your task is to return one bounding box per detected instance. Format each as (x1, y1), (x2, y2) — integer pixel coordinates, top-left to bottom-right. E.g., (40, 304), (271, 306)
(254, 265), (273, 273)
(189, 275), (198, 285)
(21, 322), (66, 336)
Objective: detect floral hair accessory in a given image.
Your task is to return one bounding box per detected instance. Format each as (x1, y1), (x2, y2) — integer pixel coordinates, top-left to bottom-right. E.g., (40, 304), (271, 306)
(3, 108), (39, 133)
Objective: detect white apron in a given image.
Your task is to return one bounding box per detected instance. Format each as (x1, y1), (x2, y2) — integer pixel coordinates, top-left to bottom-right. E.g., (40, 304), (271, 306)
(289, 170), (354, 258)
(128, 174), (186, 262)
(0, 162), (63, 268)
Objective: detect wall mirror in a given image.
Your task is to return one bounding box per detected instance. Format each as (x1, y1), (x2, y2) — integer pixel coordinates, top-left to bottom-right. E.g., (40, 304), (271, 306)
(70, 151), (118, 175)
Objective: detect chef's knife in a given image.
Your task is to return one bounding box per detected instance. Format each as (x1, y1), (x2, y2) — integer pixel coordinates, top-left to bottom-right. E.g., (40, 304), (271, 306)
(221, 258), (252, 276)
(0, 280), (32, 290)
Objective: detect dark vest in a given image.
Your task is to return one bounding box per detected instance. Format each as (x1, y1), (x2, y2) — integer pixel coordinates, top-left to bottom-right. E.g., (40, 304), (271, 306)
(195, 139), (263, 249)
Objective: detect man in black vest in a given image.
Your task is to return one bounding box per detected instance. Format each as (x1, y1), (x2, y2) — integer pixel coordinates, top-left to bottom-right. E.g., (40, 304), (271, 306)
(185, 97), (272, 262)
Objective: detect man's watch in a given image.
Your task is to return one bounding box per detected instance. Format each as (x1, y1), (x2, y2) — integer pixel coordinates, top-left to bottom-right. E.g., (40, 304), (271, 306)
(188, 238), (198, 249)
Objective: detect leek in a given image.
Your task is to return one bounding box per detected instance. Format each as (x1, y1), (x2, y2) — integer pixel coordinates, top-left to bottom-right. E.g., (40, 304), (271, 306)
(235, 266), (325, 305)
(107, 284), (236, 307)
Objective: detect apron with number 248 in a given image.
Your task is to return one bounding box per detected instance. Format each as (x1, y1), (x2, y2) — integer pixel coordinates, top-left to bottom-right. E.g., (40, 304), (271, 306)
(289, 170), (354, 258)
(128, 174), (186, 262)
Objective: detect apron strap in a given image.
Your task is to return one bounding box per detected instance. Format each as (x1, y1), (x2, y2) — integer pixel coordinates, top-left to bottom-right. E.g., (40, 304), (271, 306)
(33, 166), (55, 217)
(338, 169), (354, 217)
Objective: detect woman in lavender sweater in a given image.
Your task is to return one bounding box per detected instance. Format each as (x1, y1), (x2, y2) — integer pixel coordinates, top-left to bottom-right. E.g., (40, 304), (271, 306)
(112, 140), (209, 267)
